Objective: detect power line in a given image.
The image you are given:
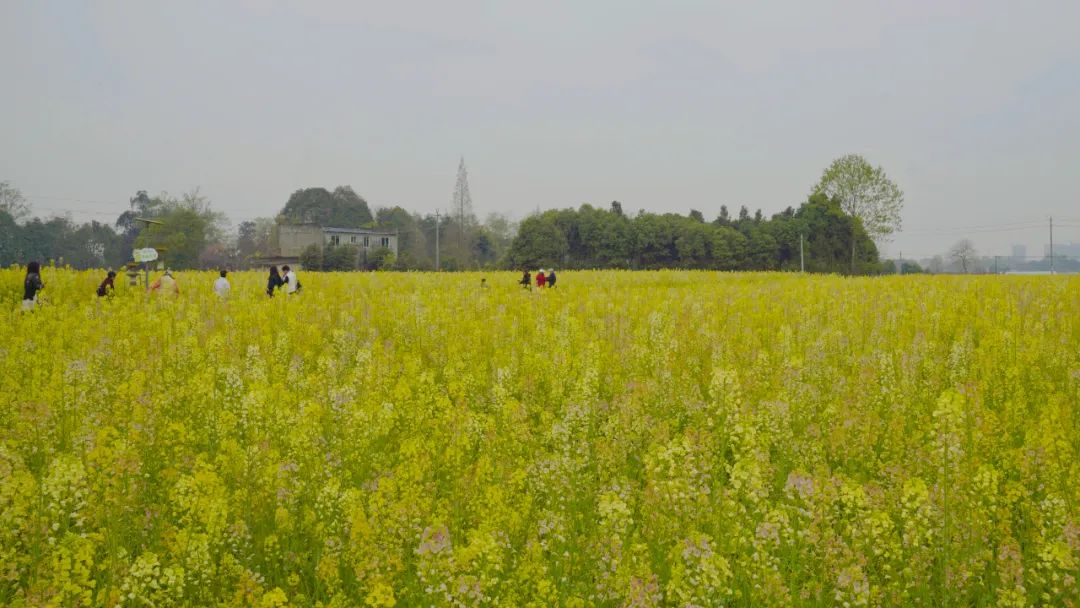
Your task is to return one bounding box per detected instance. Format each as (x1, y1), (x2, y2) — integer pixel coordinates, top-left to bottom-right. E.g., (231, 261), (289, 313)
(900, 223), (1047, 235)
(25, 199), (270, 226)
(24, 194), (128, 206)
(890, 253), (1072, 259)
(30, 206), (122, 218)
(902, 219), (1045, 231)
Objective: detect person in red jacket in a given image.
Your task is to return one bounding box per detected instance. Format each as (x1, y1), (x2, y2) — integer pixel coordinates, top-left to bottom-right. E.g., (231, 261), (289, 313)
(536, 269), (547, 288)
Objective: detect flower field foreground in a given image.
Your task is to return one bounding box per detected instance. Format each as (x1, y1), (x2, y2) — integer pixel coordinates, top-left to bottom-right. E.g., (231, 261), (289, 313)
(1, 269), (1078, 607)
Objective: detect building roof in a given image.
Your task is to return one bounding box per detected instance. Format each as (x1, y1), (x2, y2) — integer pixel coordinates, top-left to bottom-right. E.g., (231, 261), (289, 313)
(322, 226), (396, 236)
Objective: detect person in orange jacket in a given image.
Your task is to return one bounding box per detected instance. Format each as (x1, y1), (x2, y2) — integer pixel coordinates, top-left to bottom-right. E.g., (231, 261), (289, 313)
(150, 270), (180, 297)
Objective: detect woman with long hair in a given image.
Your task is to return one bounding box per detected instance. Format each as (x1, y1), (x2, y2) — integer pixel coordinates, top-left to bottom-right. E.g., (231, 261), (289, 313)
(267, 265), (284, 297)
(22, 261), (44, 311)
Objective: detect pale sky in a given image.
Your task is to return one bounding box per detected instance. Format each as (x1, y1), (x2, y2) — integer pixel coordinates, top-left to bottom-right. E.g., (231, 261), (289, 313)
(3, 0), (1079, 259)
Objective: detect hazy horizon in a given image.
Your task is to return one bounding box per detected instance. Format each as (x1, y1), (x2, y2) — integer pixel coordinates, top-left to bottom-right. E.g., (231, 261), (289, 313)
(3, 0), (1079, 259)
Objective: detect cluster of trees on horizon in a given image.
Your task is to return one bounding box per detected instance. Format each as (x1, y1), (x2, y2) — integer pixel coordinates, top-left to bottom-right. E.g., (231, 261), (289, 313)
(7, 155), (1065, 274)
(0, 183), (883, 274)
(508, 196), (883, 272)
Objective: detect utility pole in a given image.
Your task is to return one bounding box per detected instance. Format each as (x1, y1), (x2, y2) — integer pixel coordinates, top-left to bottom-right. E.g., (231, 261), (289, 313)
(799, 234), (805, 272)
(133, 217), (164, 291)
(1049, 216), (1054, 274)
(434, 210), (441, 272)
(994, 256), (998, 274)
(899, 251), (903, 275)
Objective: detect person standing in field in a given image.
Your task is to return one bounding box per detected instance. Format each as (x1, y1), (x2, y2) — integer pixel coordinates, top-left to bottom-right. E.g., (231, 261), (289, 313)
(547, 268), (557, 288)
(266, 266), (284, 297)
(281, 265), (301, 294)
(96, 271), (117, 297)
(519, 270), (531, 289)
(214, 270), (231, 298)
(22, 261), (45, 311)
(150, 270), (180, 297)
(536, 269), (547, 289)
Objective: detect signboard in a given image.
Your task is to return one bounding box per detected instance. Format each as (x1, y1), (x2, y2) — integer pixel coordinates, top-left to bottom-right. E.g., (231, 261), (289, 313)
(133, 248), (158, 263)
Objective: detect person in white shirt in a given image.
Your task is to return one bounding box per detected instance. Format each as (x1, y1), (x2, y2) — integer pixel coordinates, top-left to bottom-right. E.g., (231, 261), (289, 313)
(213, 270), (231, 298)
(281, 265), (300, 294)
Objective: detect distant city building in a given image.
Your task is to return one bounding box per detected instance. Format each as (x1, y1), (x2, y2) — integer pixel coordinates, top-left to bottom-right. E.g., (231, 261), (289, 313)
(1045, 242), (1080, 259)
(1011, 244), (1026, 261)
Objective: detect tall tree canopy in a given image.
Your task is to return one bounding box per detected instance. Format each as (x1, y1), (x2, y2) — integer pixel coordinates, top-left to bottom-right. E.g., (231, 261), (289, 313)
(0, 181), (31, 222)
(131, 190), (227, 269)
(279, 186), (373, 227)
(812, 154), (903, 272)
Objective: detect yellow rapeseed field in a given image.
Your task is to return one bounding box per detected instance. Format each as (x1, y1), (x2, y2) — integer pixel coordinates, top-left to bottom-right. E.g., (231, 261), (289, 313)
(1, 268), (1078, 607)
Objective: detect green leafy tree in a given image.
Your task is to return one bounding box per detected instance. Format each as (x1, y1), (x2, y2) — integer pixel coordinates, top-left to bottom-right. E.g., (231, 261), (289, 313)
(299, 244), (324, 270)
(138, 207), (210, 269)
(237, 221), (259, 259)
(1, 210), (126, 269)
(675, 221), (711, 267)
(715, 205), (731, 226)
(793, 193), (879, 273)
(632, 213), (680, 269)
(133, 190), (226, 269)
(68, 221), (126, 268)
(709, 226), (747, 270)
(235, 218), (277, 267)
(364, 247), (395, 271)
(302, 244), (360, 271)
(812, 154), (903, 273)
(506, 214), (569, 268)
(377, 206), (428, 269)
(0, 210), (18, 264)
(0, 181), (31, 222)
(326, 245), (359, 270)
(482, 212), (517, 264)
(901, 261), (923, 274)
(591, 208), (635, 268)
(502, 194), (879, 273)
(471, 230), (497, 267)
(279, 186), (373, 227)
(744, 227), (779, 270)
(572, 204), (633, 268)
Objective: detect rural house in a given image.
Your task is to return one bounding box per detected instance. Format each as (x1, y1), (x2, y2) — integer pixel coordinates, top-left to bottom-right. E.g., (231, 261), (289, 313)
(262, 224), (399, 269)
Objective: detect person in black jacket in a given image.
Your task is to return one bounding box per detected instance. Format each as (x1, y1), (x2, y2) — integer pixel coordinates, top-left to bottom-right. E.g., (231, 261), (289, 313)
(96, 271), (117, 297)
(22, 261), (44, 311)
(267, 266), (284, 297)
(519, 270), (532, 289)
(547, 268), (557, 288)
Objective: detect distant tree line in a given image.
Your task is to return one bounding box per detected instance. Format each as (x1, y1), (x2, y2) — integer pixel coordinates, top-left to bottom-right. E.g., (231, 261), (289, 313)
(0, 184), (246, 271)
(0, 155), (920, 274)
(0, 183), (881, 273)
(0, 210), (129, 269)
(506, 195), (882, 272)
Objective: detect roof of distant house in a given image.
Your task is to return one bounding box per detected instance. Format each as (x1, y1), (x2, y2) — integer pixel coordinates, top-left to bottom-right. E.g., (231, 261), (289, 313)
(321, 226), (397, 236)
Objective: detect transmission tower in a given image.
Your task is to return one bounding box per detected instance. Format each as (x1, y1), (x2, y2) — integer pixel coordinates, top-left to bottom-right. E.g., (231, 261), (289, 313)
(451, 157), (474, 257)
